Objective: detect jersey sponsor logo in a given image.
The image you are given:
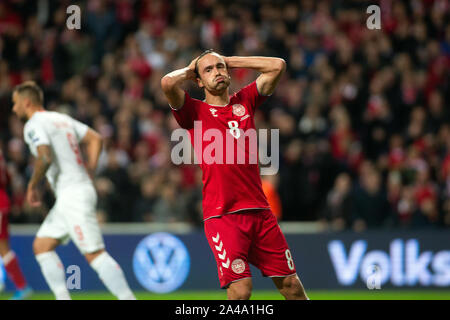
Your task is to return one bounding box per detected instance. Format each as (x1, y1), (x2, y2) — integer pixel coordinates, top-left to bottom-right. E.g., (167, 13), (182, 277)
(133, 232), (190, 293)
(209, 108), (218, 117)
(232, 104), (246, 117)
(212, 232), (230, 269)
(231, 258), (246, 274)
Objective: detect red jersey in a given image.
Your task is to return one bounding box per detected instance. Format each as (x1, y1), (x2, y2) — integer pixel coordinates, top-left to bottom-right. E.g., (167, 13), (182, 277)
(0, 149), (10, 211)
(171, 81), (270, 220)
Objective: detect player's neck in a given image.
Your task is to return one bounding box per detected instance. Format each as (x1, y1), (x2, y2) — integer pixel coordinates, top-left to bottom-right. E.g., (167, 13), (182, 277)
(26, 106), (45, 120)
(204, 89), (229, 106)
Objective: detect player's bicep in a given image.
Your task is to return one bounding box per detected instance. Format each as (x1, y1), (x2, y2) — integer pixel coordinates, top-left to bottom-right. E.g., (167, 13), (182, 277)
(71, 118), (89, 142)
(170, 92), (197, 129)
(80, 128), (102, 147)
(161, 77), (185, 110)
(255, 59), (286, 96)
(255, 71), (282, 97)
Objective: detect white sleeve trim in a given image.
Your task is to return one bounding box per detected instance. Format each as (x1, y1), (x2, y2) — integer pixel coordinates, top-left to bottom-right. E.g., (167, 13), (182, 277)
(169, 103), (183, 111)
(255, 81), (273, 97)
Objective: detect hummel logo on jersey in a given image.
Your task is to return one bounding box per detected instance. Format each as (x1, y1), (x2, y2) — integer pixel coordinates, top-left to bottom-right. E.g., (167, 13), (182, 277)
(212, 233), (230, 269)
(215, 240), (223, 252)
(209, 108), (218, 117)
(218, 249), (227, 260)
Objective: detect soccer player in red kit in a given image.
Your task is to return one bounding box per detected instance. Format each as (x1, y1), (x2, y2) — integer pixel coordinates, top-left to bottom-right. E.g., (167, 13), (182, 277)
(0, 147), (32, 299)
(161, 50), (308, 300)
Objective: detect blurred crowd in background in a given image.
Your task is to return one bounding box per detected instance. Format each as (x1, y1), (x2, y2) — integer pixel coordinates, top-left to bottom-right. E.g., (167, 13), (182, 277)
(0, 0), (449, 231)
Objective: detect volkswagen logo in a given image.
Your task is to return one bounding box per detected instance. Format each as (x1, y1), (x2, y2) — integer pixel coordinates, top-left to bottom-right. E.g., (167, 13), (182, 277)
(133, 232), (190, 293)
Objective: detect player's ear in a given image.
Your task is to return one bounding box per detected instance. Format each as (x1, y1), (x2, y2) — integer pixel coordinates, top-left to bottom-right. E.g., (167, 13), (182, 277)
(23, 97), (31, 108)
(197, 77), (204, 88)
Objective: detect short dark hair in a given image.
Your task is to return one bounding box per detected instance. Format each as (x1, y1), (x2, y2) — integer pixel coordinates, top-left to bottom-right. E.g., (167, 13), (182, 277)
(194, 49), (217, 77)
(13, 81), (44, 105)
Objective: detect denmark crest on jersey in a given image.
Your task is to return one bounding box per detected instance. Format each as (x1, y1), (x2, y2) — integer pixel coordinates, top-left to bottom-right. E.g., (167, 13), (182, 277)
(231, 258), (246, 274)
(232, 104), (246, 117)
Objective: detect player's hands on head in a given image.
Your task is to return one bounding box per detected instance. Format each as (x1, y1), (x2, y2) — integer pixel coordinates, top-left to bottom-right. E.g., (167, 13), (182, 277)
(222, 55), (230, 69)
(186, 57), (198, 82)
(188, 57), (197, 72)
(186, 53), (230, 84)
(26, 183), (41, 208)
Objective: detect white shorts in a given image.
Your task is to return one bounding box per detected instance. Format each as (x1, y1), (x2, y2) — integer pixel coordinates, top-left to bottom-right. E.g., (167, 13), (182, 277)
(36, 184), (105, 254)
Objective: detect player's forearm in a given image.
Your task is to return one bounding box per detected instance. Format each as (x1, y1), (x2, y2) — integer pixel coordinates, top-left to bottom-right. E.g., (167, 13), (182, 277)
(161, 66), (196, 109)
(29, 154), (51, 188)
(85, 137), (102, 176)
(161, 67), (195, 90)
(225, 56), (286, 74)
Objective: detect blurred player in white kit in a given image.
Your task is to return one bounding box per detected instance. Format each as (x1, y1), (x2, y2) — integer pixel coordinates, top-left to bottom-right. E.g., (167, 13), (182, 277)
(11, 81), (136, 300)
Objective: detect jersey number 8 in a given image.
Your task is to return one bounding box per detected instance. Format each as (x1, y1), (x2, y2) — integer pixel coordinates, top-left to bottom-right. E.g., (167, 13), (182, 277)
(285, 249), (295, 271)
(227, 121), (240, 139)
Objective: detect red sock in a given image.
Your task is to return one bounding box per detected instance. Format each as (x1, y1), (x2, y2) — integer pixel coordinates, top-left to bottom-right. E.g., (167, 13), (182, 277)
(3, 251), (27, 290)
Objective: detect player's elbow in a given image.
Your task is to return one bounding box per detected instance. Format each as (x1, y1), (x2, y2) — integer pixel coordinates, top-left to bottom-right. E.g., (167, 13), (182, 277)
(161, 76), (175, 93)
(274, 58), (286, 74)
(92, 130), (103, 148)
(84, 129), (102, 147)
(44, 152), (53, 166)
(95, 132), (103, 148)
(37, 145), (53, 166)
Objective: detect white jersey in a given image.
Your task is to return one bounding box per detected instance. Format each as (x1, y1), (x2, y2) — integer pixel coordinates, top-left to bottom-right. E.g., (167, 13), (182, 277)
(24, 111), (92, 194)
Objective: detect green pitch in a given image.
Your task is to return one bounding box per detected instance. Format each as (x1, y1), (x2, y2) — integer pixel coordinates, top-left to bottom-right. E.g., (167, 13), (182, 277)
(1, 290), (450, 300)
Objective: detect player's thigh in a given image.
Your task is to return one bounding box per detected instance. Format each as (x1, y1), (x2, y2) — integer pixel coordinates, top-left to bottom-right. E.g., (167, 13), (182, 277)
(204, 214), (253, 289)
(249, 210), (297, 277)
(62, 186), (105, 254)
(35, 204), (70, 251)
(0, 211), (9, 244)
(33, 237), (61, 254)
(0, 191), (10, 242)
(0, 238), (9, 256)
(84, 248), (106, 264)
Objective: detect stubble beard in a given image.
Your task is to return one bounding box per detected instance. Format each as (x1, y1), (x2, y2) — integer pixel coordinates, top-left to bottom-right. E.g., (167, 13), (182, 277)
(13, 110), (28, 122)
(208, 78), (230, 95)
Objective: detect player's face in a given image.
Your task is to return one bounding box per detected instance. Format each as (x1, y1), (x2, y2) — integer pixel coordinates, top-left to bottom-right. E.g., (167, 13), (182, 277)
(197, 53), (231, 94)
(12, 92), (26, 120)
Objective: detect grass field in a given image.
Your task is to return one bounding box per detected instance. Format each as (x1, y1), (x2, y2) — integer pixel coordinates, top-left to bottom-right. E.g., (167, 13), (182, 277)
(1, 290), (450, 300)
